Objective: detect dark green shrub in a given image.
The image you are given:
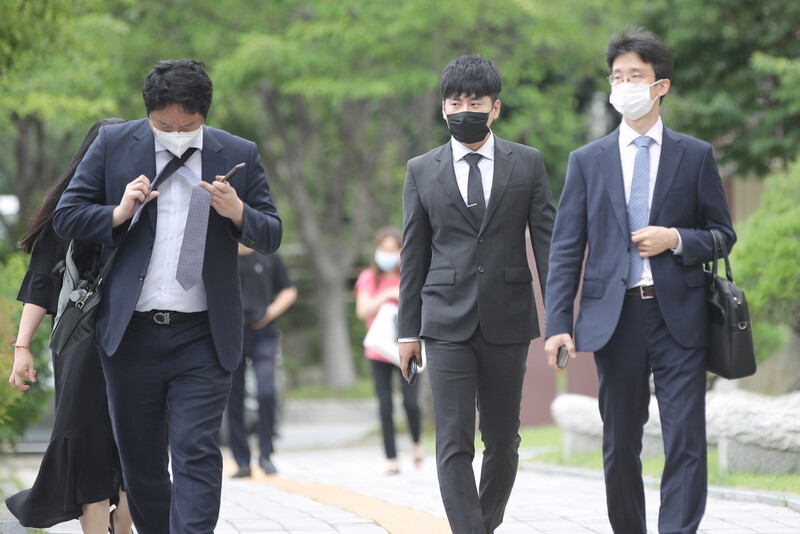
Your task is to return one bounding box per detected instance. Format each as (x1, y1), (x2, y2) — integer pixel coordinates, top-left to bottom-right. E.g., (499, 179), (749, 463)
(731, 159), (800, 337)
(0, 253), (53, 445)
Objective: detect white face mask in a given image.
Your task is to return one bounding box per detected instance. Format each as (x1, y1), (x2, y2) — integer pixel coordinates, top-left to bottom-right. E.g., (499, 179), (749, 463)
(151, 124), (202, 157)
(374, 250), (400, 272)
(609, 80), (663, 121)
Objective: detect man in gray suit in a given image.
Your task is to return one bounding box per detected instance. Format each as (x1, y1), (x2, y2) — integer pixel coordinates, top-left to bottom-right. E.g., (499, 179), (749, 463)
(398, 55), (555, 534)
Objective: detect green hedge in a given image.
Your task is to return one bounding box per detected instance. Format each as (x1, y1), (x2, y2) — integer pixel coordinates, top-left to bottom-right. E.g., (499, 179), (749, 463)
(731, 159), (800, 338)
(0, 251), (53, 445)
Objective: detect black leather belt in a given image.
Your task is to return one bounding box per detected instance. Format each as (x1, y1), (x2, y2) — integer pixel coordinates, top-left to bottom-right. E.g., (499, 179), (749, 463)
(625, 285), (655, 299)
(133, 310), (207, 325)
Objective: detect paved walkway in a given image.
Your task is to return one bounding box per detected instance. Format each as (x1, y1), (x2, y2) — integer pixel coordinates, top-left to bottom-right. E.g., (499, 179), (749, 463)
(2, 398), (799, 533)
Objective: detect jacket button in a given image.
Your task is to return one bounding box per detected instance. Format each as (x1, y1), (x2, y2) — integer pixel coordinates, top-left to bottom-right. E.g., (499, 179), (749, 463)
(478, 266), (485, 273)
(621, 278), (627, 285)
(148, 242), (154, 250)
(139, 274), (145, 281)
(478, 236), (485, 243)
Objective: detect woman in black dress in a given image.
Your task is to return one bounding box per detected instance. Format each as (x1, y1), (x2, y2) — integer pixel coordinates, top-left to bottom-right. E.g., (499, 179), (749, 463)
(6, 119), (134, 534)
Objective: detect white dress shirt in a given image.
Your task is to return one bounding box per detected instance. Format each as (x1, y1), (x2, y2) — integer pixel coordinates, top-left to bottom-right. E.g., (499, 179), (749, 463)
(135, 131), (208, 312)
(450, 133), (495, 207)
(618, 118), (682, 288)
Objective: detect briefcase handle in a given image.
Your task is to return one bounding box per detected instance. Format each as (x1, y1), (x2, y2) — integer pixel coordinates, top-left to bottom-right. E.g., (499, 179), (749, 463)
(707, 229), (734, 291)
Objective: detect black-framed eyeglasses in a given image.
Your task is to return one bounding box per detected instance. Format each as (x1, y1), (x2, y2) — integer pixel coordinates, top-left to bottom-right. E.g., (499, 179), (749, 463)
(607, 73), (655, 86)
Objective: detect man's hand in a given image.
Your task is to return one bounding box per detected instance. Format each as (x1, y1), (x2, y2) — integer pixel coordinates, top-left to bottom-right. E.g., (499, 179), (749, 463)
(399, 341), (422, 380)
(8, 348), (37, 391)
(544, 333), (575, 372)
(200, 176), (245, 230)
(112, 175), (154, 228)
(631, 226), (679, 257)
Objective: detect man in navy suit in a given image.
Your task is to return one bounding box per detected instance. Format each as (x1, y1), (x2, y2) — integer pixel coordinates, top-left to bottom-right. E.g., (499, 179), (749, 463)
(544, 28), (735, 534)
(54, 60), (281, 533)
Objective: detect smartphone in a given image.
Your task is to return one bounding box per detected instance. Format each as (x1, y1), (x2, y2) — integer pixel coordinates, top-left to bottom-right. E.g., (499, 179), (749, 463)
(407, 358), (420, 386)
(221, 162), (246, 183)
(557, 345), (570, 370)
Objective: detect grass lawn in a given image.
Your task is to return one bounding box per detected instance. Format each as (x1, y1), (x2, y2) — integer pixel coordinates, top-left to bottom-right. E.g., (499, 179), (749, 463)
(518, 425), (800, 495)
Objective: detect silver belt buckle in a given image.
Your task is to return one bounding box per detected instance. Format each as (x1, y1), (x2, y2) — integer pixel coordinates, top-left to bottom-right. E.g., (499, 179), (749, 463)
(153, 311), (170, 325)
(640, 286), (654, 300)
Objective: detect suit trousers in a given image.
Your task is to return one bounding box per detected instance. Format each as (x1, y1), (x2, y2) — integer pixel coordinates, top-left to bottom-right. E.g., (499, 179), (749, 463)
(101, 313), (231, 534)
(227, 327), (279, 467)
(595, 296), (707, 534)
(426, 328), (528, 534)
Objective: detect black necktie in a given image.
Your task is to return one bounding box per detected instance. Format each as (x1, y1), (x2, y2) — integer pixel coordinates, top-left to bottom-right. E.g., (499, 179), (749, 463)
(464, 152), (485, 226)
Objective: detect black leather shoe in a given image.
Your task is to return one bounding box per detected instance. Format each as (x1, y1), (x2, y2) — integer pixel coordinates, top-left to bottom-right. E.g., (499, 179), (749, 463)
(231, 465), (252, 478)
(259, 456), (277, 475)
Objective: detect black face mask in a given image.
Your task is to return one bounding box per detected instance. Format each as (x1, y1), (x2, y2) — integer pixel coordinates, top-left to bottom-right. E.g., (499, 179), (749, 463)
(446, 111), (490, 144)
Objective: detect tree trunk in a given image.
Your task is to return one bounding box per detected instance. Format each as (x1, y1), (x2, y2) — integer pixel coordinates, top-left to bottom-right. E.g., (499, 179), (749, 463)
(312, 270), (357, 391)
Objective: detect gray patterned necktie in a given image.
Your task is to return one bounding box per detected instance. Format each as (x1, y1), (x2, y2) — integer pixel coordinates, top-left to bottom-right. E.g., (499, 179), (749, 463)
(627, 135), (653, 287)
(464, 152), (485, 226)
(175, 169), (211, 290)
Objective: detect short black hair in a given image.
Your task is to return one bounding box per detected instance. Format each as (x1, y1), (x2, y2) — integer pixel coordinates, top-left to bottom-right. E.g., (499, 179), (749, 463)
(606, 26), (673, 82)
(143, 59), (213, 118)
(439, 54), (502, 102)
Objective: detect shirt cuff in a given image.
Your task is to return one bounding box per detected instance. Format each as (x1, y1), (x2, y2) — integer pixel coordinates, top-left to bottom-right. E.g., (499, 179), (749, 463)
(398, 337), (420, 343)
(670, 228), (683, 255)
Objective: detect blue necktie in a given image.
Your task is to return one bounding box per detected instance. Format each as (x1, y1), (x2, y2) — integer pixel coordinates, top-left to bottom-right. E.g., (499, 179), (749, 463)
(627, 136), (653, 288)
(175, 168), (211, 290)
(464, 152), (485, 226)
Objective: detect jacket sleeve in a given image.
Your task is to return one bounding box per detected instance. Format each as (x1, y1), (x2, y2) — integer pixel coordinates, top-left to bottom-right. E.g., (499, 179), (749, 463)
(527, 149), (556, 301)
(231, 141), (282, 255)
(398, 159), (432, 339)
(675, 143), (736, 265)
(52, 127), (120, 246)
(544, 150), (588, 339)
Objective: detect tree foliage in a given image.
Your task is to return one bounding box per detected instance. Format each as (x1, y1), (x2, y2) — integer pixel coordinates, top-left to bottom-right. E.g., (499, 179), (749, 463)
(642, 0), (800, 176)
(213, 0), (629, 388)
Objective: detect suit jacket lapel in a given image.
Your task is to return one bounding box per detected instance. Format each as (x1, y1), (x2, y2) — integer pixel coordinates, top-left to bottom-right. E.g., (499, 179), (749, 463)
(597, 129), (628, 237)
(649, 127), (684, 224)
(435, 144), (477, 231)
(201, 126), (226, 184)
(129, 120), (158, 231)
(481, 137), (514, 232)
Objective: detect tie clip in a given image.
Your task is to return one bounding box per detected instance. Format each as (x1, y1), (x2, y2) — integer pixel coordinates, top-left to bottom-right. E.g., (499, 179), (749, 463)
(467, 203), (478, 208)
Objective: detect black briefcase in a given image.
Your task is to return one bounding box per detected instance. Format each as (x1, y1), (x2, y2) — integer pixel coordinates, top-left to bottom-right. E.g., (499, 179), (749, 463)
(705, 229), (756, 379)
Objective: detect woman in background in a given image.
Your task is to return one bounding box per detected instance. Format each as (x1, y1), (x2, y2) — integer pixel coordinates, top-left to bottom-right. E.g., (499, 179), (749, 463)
(355, 227), (423, 475)
(7, 118), (133, 534)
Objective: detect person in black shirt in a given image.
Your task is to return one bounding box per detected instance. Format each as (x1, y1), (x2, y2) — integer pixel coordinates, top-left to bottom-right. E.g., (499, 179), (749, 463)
(227, 245), (297, 477)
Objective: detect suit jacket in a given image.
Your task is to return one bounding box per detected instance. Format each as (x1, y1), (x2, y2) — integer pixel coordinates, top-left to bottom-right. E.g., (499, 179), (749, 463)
(544, 126), (735, 352)
(53, 119), (282, 371)
(398, 136), (555, 344)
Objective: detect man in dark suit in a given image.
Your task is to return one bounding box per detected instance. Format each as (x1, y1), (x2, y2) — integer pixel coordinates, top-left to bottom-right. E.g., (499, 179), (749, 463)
(398, 54), (555, 534)
(53, 59), (281, 534)
(544, 28), (735, 534)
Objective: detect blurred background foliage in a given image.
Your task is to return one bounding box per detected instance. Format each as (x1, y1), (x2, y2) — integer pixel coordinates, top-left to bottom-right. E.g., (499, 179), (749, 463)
(0, 0), (798, 439)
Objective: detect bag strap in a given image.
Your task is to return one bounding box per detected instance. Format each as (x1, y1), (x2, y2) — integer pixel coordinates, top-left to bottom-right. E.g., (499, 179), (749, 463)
(91, 147), (199, 287)
(709, 229), (734, 282)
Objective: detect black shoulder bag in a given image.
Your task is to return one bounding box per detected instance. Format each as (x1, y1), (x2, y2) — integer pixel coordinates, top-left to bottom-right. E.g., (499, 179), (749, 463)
(705, 228), (756, 379)
(50, 148), (197, 355)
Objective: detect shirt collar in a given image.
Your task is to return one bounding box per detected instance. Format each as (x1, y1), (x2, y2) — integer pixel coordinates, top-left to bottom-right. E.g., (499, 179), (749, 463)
(450, 132), (495, 162)
(619, 117), (663, 148)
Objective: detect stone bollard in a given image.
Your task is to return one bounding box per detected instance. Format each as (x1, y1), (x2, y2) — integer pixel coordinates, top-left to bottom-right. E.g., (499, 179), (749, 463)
(706, 390), (800, 475)
(550, 393), (665, 461)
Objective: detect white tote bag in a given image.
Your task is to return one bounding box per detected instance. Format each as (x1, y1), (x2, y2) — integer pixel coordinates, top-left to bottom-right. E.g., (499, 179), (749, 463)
(363, 303), (401, 367)
(363, 303), (427, 372)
